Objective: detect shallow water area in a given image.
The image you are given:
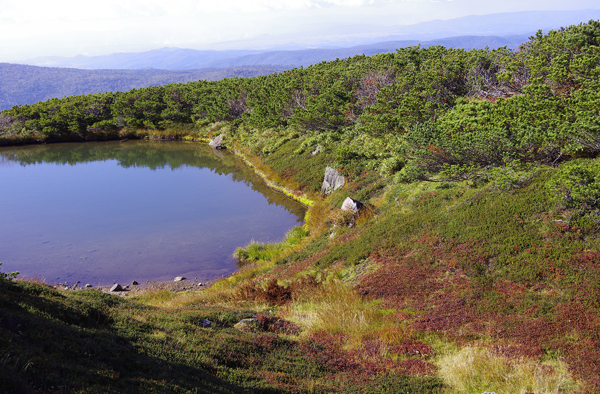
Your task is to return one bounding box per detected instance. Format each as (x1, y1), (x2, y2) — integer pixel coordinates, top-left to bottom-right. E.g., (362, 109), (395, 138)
(0, 140), (306, 286)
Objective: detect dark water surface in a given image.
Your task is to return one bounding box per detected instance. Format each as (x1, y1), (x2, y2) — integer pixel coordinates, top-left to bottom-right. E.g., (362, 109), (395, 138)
(0, 141), (305, 285)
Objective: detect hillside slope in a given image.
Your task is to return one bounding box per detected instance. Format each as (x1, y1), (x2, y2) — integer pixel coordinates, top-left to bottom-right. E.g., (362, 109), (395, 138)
(2, 20), (600, 393)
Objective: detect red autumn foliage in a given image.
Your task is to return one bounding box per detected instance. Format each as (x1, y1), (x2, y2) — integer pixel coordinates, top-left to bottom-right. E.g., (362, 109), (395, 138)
(391, 340), (434, 357)
(301, 332), (436, 379)
(256, 315), (300, 335)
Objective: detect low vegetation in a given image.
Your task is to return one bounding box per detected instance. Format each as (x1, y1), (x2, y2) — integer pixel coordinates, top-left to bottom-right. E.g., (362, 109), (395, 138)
(2, 20), (600, 393)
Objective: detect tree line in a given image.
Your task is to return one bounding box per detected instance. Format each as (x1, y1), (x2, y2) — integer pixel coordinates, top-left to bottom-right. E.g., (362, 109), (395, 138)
(2, 20), (600, 188)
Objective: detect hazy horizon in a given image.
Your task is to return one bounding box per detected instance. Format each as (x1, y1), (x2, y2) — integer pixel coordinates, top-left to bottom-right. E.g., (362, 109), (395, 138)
(2, 0), (600, 62)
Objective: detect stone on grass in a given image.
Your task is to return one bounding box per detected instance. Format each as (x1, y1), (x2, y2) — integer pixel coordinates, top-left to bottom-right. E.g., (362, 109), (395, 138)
(234, 318), (259, 330)
(110, 283), (123, 292)
(341, 197), (364, 214)
(174, 276), (186, 282)
(208, 134), (226, 149)
(321, 166), (345, 195)
(199, 319), (212, 328)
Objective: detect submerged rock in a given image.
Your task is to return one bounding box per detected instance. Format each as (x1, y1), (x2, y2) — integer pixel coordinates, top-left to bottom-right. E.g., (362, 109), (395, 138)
(321, 166), (345, 195)
(208, 134), (226, 149)
(341, 197), (364, 214)
(110, 283), (123, 292)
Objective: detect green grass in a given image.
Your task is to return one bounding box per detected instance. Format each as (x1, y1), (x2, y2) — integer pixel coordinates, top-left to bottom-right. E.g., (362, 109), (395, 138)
(0, 277), (443, 393)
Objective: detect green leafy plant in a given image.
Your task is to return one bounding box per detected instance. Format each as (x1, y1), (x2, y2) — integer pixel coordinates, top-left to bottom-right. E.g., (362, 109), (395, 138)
(0, 262), (18, 279)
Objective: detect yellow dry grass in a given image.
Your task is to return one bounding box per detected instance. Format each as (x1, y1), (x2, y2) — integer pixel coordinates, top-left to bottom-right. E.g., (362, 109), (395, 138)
(282, 279), (392, 343)
(436, 346), (576, 394)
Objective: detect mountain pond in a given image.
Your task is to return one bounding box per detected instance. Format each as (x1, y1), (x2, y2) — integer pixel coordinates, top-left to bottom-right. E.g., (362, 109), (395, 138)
(0, 140), (306, 286)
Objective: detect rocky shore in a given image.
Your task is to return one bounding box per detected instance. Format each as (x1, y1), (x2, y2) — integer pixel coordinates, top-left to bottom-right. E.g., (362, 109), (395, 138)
(52, 277), (217, 297)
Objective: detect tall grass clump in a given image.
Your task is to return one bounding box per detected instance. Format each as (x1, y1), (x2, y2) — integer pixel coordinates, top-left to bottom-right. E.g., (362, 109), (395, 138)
(234, 226), (309, 263)
(284, 279), (383, 340)
(436, 346), (576, 394)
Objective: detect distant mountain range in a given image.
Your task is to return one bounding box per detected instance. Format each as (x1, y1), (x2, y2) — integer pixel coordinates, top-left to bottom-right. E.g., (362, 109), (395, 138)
(23, 35), (530, 71)
(0, 64), (288, 111)
(204, 9), (600, 50)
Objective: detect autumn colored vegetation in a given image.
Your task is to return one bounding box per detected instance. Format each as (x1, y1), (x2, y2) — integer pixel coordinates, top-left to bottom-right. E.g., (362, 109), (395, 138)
(2, 21), (600, 393)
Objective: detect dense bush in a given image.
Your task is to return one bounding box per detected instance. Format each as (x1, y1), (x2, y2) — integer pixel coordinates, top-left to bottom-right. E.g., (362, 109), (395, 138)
(2, 21), (600, 210)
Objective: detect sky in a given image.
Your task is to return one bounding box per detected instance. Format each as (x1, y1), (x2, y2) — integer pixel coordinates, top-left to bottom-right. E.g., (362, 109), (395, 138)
(1, 0), (599, 61)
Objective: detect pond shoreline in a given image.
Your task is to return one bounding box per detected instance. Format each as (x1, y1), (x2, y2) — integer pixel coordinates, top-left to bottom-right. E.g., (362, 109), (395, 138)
(3, 136), (313, 292)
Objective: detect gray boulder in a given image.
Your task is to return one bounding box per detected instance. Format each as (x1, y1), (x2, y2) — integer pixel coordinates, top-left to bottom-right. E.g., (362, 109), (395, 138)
(199, 319), (212, 328)
(341, 197), (364, 214)
(208, 134), (226, 149)
(321, 166), (345, 195)
(110, 283), (123, 292)
(174, 276), (186, 282)
(234, 318), (259, 330)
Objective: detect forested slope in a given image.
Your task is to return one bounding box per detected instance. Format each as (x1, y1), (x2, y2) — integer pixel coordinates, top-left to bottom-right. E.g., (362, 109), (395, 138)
(0, 64), (289, 110)
(2, 21), (600, 393)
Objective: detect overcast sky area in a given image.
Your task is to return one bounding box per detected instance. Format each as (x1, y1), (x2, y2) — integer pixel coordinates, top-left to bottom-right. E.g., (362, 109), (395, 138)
(1, 0), (599, 61)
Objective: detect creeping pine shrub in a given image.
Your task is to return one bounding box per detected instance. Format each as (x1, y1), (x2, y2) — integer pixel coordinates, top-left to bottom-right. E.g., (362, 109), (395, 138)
(486, 160), (537, 191)
(546, 159), (600, 229)
(379, 156), (405, 177)
(0, 262), (18, 279)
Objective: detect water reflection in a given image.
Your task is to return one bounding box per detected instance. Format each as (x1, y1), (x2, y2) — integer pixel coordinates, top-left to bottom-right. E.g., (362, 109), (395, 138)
(0, 141), (305, 285)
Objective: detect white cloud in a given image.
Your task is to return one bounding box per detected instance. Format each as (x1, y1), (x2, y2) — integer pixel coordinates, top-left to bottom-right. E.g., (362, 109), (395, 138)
(0, 0), (598, 61)
(0, 0), (401, 22)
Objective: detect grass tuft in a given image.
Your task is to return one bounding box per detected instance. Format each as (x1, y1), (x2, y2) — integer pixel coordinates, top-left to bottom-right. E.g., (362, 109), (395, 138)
(436, 346), (576, 394)
(284, 279), (384, 341)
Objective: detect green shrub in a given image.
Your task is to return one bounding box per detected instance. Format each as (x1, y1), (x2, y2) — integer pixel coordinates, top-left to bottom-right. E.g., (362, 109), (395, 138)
(0, 262), (18, 279)
(547, 159), (600, 212)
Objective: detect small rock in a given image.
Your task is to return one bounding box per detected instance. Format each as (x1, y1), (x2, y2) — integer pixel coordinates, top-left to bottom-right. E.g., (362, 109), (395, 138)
(321, 166), (345, 195)
(199, 319), (212, 328)
(311, 146), (321, 155)
(198, 282), (203, 286)
(208, 134), (226, 149)
(234, 318), (259, 330)
(110, 283), (123, 292)
(341, 197), (364, 214)
(131, 281), (138, 286)
(85, 284), (92, 288)
(174, 276), (186, 282)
